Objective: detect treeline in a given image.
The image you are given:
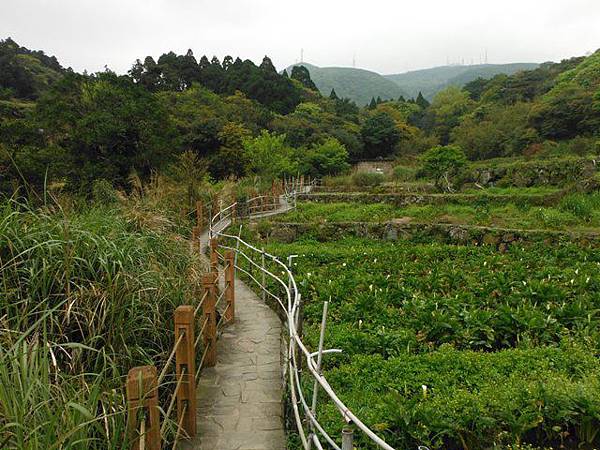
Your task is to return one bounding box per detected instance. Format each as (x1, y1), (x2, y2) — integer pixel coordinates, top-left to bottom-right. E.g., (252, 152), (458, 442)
(1, 37), (599, 197)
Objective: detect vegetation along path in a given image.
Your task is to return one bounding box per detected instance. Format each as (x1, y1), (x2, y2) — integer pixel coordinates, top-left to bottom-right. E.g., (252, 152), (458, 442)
(182, 227), (287, 449)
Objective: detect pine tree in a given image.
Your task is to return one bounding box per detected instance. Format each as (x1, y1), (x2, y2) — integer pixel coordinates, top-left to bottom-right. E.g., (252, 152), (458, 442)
(290, 65), (318, 91)
(376, 96), (382, 104)
(368, 97), (377, 109)
(281, 69), (289, 78)
(416, 91), (430, 109)
(398, 95), (406, 102)
(259, 56), (277, 73)
(329, 88), (339, 100)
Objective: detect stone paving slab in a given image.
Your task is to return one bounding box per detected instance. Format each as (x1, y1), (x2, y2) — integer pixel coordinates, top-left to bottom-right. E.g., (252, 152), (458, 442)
(182, 231), (286, 450)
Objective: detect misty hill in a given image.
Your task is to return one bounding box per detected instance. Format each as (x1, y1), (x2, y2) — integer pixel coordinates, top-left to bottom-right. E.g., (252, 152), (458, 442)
(285, 63), (407, 106)
(385, 63), (539, 100)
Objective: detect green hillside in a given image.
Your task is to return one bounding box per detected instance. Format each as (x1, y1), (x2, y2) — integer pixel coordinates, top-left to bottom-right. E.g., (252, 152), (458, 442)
(285, 63), (407, 106)
(386, 63), (539, 100)
(0, 38), (66, 100)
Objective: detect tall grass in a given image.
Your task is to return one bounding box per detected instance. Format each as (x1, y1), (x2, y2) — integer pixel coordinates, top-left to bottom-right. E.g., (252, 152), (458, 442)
(0, 199), (197, 448)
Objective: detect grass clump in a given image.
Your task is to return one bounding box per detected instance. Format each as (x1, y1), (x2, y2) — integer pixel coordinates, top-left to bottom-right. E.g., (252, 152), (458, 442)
(0, 199), (197, 448)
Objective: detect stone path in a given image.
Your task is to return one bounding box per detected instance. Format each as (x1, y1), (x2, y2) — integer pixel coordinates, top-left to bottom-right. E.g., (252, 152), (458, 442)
(182, 230), (286, 450)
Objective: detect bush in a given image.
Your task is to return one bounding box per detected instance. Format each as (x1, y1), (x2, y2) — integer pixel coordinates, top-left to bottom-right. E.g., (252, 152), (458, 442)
(300, 138), (350, 178)
(391, 165), (416, 182)
(421, 145), (468, 192)
(351, 172), (385, 187)
(91, 179), (119, 205)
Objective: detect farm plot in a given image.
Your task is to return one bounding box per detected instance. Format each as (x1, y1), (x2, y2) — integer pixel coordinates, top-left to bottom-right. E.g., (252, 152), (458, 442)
(257, 237), (600, 449)
(272, 191), (600, 232)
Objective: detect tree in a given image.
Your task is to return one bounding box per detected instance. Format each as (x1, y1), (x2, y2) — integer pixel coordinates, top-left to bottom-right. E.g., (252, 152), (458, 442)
(360, 111), (400, 158)
(34, 72), (173, 190)
(421, 145), (467, 192)
(209, 122), (251, 178)
(416, 91), (430, 109)
(329, 88), (339, 100)
(290, 65), (318, 91)
(243, 131), (296, 180)
(259, 56), (277, 73)
(427, 86), (474, 144)
(368, 97), (377, 109)
(299, 138), (350, 178)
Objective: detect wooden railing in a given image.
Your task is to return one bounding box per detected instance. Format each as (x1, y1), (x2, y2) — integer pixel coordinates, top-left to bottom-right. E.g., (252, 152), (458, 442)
(124, 178), (312, 449)
(125, 207), (236, 449)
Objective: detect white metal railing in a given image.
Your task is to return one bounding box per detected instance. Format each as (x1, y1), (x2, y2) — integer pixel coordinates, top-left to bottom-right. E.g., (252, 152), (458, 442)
(206, 177), (400, 450)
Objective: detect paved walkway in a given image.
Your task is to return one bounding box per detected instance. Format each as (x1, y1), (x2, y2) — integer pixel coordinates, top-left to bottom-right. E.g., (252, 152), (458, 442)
(183, 228), (287, 450)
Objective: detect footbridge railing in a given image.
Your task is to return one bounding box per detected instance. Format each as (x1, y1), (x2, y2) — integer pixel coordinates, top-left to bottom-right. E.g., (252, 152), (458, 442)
(208, 177), (398, 450)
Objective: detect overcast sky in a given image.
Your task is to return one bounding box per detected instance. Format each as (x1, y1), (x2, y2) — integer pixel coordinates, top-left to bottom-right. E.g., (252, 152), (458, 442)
(2, 0), (600, 75)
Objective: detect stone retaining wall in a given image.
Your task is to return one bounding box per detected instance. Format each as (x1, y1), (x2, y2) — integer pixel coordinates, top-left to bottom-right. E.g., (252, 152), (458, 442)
(298, 192), (560, 207)
(247, 220), (600, 249)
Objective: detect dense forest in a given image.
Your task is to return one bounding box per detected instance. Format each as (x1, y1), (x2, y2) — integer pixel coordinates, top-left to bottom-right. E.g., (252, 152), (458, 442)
(1, 37), (599, 199)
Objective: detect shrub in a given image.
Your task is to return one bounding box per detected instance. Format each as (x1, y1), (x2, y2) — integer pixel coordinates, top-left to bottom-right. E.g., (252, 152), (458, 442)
(391, 165), (416, 182)
(421, 145), (468, 192)
(351, 171), (385, 187)
(91, 179), (119, 205)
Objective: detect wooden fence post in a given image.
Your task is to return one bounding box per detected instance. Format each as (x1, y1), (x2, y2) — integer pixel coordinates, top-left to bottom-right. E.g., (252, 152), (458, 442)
(201, 273), (218, 367)
(175, 305), (196, 437)
(224, 251), (235, 323)
(196, 200), (203, 229)
(210, 238), (219, 274)
(127, 366), (160, 450)
(192, 226), (200, 251)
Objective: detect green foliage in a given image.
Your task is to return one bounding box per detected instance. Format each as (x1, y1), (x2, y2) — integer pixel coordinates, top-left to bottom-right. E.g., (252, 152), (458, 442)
(427, 86), (474, 144)
(91, 179), (119, 205)
(299, 138), (350, 178)
(452, 102), (538, 159)
(385, 63), (539, 100)
(360, 111), (401, 158)
(421, 145), (467, 191)
(271, 194), (600, 231)
(0, 200), (197, 447)
(290, 65), (318, 91)
(391, 165), (416, 181)
(131, 50), (305, 114)
(256, 236), (600, 449)
(351, 171), (385, 187)
(0, 38), (65, 100)
(286, 63), (406, 107)
(33, 72), (173, 191)
(244, 131), (297, 180)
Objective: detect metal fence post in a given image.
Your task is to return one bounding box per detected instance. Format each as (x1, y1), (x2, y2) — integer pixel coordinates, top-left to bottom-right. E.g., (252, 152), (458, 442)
(308, 301), (329, 448)
(201, 273), (218, 367)
(225, 251), (235, 323)
(342, 428), (354, 450)
(175, 305), (196, 437)
(261, 248), (266, 302)
(126, 366), (160, 450)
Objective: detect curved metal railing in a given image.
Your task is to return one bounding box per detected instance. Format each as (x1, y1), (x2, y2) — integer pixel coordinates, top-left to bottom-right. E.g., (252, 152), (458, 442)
(207, 178), (397, 450)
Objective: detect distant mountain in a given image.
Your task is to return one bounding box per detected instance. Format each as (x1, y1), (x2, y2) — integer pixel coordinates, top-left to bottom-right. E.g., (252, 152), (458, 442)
(285, 63), (407, 106)
(385, 63), (539, 100)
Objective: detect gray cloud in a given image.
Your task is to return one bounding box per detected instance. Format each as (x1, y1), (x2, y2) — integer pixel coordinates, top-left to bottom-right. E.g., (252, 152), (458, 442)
(1, 0), (599, 75)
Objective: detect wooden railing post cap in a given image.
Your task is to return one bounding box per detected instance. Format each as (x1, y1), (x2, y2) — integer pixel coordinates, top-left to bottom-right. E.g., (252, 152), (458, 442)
(202, 272), (217, 286)
(175, 305), (194, 323)
(127, 365), (157, 399)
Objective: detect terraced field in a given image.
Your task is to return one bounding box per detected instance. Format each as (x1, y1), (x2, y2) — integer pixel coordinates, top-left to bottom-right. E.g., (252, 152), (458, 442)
(236, 176), (600, 450)
(256, 236), (600, 449)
